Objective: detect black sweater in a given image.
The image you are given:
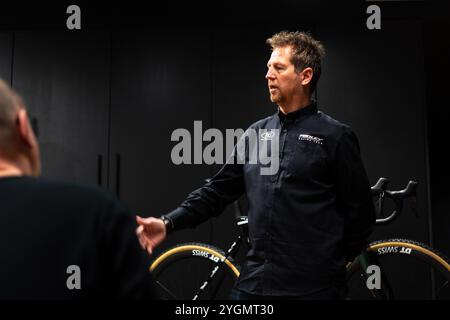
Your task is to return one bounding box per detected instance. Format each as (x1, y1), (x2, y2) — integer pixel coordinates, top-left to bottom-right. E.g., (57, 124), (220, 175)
(0, 176), (155, 299)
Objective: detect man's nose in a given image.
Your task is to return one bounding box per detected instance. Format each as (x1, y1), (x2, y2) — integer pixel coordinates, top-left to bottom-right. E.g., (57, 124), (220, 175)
(265, 69), (275, 80)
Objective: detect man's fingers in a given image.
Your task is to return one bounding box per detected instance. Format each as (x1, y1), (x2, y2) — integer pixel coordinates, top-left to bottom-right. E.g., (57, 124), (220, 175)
(138, 235), (146, 250)
(136, 215), (145, 225)
(136, 215), (159, 229)
(137, 233), (147, 249)
(136, 225), (148, 249)
(135, 215), (164, 255)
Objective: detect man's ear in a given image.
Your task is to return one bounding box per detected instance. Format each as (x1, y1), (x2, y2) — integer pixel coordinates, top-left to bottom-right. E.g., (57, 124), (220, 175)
(16, 108), (34, 148)
(300, 67), (314, 86)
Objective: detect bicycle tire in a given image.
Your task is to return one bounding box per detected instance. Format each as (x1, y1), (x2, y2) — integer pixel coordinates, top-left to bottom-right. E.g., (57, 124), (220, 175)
(347, 239), (450, 300)
(150, 242), (240, 300)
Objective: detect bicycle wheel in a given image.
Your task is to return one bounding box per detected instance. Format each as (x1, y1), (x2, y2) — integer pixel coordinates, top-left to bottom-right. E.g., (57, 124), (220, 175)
(150, 242), (240, 300)
(346, 239), (450, 300)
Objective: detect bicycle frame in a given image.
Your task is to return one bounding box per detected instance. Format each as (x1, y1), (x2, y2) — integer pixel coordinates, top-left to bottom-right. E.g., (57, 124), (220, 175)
(193, 229), (246, 300)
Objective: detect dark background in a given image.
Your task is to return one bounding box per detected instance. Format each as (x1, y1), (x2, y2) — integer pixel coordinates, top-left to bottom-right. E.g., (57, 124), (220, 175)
(0, 1), (448, 299)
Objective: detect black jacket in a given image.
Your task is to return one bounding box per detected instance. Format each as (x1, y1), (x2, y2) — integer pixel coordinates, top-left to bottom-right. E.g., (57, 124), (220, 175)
(167, 102), (376, 296)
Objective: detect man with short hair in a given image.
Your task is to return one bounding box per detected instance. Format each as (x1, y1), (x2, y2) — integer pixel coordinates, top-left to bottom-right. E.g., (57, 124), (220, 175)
(0, 79), (155, 299)
(137, 31), (376, 299)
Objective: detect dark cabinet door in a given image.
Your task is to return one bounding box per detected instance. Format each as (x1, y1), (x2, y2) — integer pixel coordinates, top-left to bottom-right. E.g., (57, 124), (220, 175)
(0, 32), (12, 84)
(109, 28), (213, 251)
(316, 21), (431, 298)
(12, 31), (110, 187)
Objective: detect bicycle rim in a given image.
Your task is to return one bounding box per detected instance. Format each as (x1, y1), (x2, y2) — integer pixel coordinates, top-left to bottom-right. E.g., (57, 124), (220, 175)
(150, 243), (240, 300)
(346, 239), (450, 300)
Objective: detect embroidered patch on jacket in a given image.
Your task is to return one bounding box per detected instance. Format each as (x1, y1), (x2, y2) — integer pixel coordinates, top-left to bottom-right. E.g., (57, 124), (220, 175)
(260, 130), (276, 141)
(298, 134), (323, 145)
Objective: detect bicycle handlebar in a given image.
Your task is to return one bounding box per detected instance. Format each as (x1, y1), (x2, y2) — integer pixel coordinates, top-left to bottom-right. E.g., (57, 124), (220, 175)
(371, 177), (389, 196)
(371, 177), (418, 225)
(386, 180), (418, 201)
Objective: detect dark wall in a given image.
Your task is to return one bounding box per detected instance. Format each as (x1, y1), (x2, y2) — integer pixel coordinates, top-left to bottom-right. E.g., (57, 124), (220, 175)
(424, 18), (450, 265)
(109, 28), (214, 253)
(209, 26), (274, 249)
(317, 20), (430, 243)
(0, 32), (12, 84)
(12, 31), (110, 187)
(317, 20), (431, 299)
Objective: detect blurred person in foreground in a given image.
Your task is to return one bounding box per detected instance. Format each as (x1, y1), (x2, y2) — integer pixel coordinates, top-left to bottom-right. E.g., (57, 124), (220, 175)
(0, 78), (156, 299)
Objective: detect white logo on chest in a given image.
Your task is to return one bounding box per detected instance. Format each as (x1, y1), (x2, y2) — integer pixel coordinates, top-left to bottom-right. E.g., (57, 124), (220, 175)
(298, 134), (323, 145)
(261, 131), (276, 141)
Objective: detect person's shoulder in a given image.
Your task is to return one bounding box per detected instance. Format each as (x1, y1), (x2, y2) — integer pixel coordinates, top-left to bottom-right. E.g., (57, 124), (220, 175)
(316, 110), (354, 138)
(25, 177), (120, 209)
(316, 110), (349, 129)
(247, 113), (277, 130)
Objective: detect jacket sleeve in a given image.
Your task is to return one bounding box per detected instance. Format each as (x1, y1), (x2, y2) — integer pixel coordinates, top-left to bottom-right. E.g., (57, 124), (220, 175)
(334, 126), (376, 262)
(165, 145), (246, 231)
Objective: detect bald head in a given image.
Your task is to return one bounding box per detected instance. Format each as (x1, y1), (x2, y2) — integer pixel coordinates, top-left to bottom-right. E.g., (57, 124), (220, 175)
(0, 79), (41, 177)
(0, 78), (24, 138)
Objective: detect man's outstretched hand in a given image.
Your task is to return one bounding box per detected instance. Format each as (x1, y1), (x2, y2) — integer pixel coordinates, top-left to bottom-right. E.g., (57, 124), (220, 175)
(136, 216), (167, 255)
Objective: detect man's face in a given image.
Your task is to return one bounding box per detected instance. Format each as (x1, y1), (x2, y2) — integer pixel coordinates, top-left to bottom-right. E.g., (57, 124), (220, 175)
(265, 46), (302, 104)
